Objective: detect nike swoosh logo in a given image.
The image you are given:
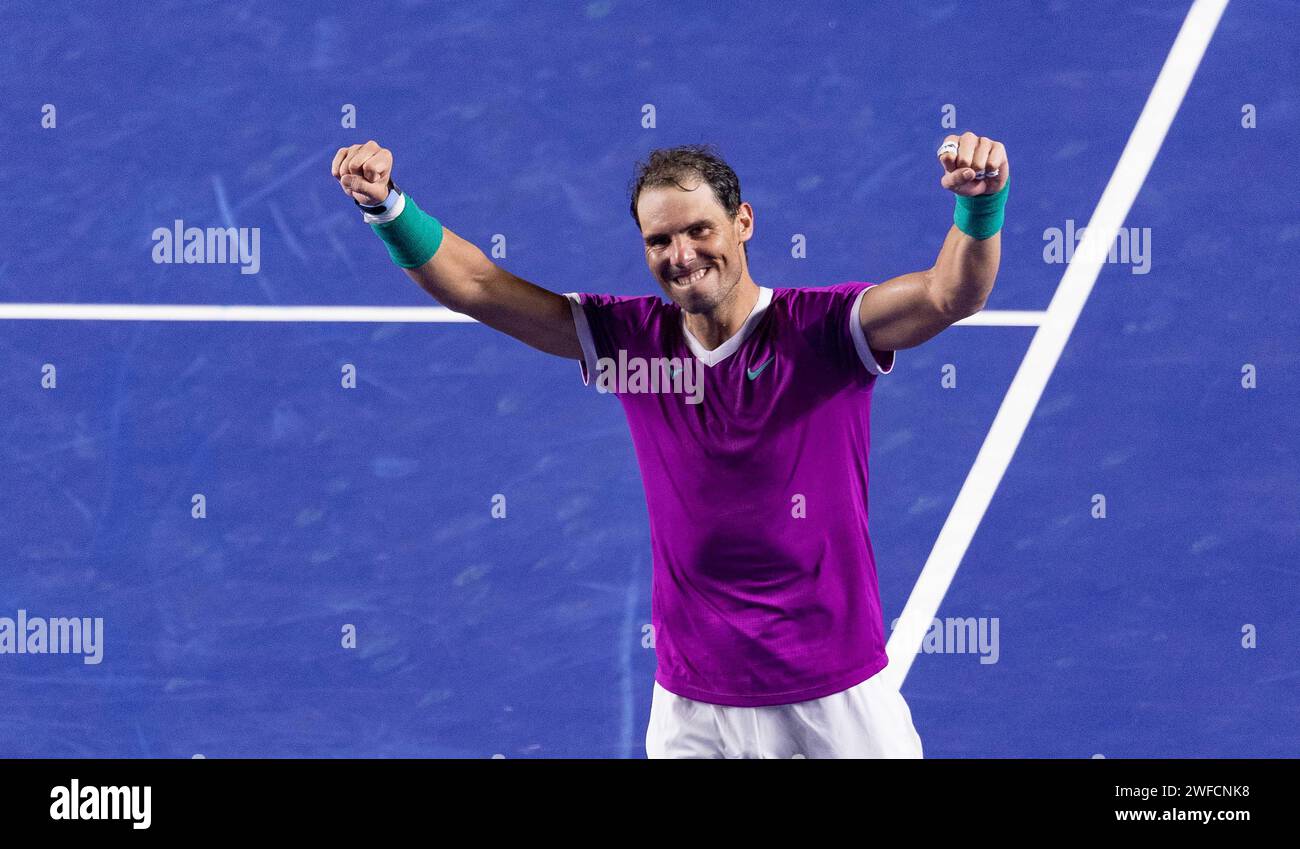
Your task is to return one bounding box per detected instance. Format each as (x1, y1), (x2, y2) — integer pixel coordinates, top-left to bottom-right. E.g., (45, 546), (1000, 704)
(669, 365), (683, 378)
(747, 356), (775, 380)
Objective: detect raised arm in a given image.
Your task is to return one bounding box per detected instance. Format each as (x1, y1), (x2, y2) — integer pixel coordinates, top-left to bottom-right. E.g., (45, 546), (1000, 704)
(332, 141), (581, 360)
(858, 132), (1008, 351)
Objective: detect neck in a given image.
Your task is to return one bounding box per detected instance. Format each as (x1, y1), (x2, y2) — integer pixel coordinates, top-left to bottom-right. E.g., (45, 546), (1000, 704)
(683, 276), (761, 351)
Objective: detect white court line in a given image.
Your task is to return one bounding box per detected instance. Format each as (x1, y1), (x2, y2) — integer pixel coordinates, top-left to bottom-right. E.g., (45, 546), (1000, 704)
(953, 310), (1045, 327)
(0, 303), (1049, 326)
(880, 0), (1229, 691)
(0, 303), (476, 322)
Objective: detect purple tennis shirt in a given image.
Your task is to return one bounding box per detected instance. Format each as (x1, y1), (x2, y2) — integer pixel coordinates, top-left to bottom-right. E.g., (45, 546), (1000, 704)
(565, 283), (896, 707)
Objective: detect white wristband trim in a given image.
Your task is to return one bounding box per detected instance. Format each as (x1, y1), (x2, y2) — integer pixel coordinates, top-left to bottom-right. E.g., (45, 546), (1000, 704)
(362, 189), (406, 225)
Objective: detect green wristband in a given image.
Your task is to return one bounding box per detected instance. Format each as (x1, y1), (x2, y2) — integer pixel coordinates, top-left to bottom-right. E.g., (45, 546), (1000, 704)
(953, 175), (1009, 240)
(370, 194), (444, 268)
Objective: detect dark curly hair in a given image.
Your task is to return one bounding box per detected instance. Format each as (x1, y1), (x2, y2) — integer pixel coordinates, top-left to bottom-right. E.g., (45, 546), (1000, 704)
(628, 144), (747, 257)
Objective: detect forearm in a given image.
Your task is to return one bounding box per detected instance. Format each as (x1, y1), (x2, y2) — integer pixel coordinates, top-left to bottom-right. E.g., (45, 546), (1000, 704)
(927, 224), (999, 318)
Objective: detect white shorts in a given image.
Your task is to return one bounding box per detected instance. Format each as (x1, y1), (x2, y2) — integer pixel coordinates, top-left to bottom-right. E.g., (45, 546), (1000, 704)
(646, 673), (924, 759)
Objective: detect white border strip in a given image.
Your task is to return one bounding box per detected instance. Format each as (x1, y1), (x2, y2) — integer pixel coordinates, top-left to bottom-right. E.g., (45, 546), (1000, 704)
(880, 0), (1229, 690)
(0, 303), (1047, 326)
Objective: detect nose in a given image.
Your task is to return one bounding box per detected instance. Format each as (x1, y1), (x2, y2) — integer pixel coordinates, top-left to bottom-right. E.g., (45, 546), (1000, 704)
(669, 237), (696, 271)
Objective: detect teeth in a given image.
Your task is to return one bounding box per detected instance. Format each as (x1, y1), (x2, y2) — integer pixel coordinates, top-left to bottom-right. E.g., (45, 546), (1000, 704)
(675, 267), (710, 284)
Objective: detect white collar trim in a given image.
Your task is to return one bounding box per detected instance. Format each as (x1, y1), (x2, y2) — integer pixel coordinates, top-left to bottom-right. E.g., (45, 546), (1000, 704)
(681, 286), (773, 367)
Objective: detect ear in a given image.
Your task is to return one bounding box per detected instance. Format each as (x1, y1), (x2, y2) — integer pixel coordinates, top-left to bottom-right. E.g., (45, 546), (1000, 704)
(736, 202), (754, 236)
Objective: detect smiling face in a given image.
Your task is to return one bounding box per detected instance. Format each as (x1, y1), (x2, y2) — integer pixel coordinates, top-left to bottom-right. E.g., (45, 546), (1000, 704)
(637, 176), (754, 315)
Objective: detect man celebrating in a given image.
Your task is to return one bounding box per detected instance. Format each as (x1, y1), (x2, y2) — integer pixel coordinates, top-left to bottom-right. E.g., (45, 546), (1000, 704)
(331, 132), (1008, 758)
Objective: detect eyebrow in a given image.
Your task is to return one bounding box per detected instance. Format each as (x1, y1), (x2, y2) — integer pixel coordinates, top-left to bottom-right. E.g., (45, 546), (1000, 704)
(643, 219), (714, 243)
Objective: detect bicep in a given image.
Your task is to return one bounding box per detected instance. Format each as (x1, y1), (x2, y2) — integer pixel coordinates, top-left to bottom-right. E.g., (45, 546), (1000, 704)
(464, 267), (583, 360)
(857, 269), (956, 351)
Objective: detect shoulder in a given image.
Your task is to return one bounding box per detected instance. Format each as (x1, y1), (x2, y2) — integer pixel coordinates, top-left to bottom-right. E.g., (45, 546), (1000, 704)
(771, 282), (874, 328)
(773, 282), (893, 378)
(564, 291), (678, 337)
(569, 292), (669, 316)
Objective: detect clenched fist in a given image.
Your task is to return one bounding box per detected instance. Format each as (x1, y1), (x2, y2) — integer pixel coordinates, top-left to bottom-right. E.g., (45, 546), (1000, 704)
(331, 140), (393, 205)
(937, 132), (1009, 197)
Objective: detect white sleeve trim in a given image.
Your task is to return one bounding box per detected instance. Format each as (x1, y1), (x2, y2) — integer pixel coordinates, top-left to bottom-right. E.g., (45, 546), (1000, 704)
(849, 286), (895, 375)
(563, 293), (601, 386)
